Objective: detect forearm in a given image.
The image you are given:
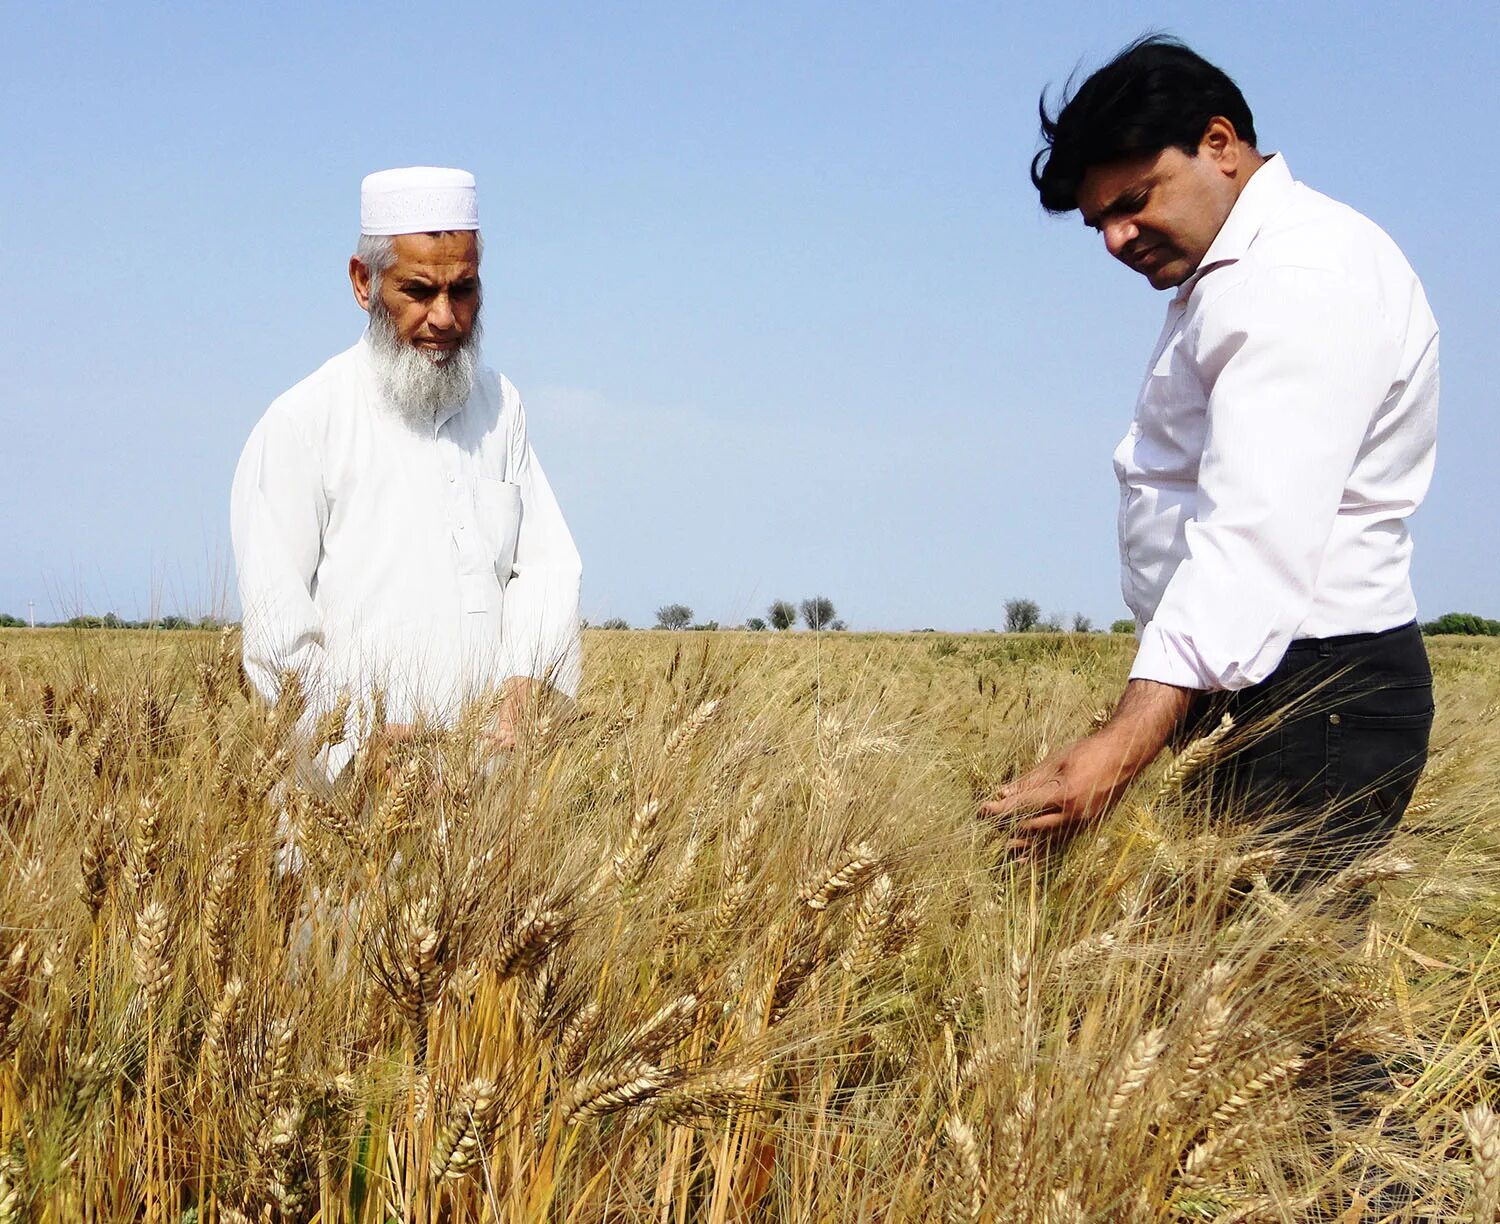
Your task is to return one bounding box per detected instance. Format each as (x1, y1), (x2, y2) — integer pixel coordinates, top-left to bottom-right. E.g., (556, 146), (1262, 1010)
(1099, 679), (1196, 775)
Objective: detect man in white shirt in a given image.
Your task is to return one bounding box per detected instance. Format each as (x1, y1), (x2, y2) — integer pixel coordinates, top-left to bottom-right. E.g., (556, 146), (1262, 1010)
(232, 167), (582, 778)
(981, 38), (1438, 886)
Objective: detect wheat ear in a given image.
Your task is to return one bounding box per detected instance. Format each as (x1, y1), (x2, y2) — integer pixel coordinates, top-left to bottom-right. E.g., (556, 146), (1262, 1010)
(663, 698), (721, 760)
(940, 1115), (987, 1224)
(1156, 713), (1234, 799)
(1099, 1027), (1166, 1135)
(131, 900), (172, 1011)
(430, 1078), (501, 1182)
(799, 842), (881, 911)
(562, 1061), (676, 1126)
(1464, 1104), (1500, 1223)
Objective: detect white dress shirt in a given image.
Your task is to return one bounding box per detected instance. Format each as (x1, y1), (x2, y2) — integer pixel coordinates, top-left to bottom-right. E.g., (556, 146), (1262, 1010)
(231, 337), (582, 772)
(1117, 155), (1439, 691)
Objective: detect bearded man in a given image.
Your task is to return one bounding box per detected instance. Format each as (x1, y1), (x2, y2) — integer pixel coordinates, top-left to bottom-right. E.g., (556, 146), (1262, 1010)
(982, 38), (1439, 877)
(232, 167), (581, 777)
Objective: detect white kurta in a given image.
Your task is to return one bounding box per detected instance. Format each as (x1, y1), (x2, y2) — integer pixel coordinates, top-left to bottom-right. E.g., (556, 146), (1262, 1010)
(1116, 155), (1439, 691)
(231, 336), (582, 773)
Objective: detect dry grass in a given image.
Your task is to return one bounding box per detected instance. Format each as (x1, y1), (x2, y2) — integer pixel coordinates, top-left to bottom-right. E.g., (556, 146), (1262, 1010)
(0, 626), (1497, 1222)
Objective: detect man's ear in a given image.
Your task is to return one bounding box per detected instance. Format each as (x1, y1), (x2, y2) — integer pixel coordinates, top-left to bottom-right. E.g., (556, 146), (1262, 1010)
(1199, 116), (1244, 175)
(349, 256), (373, 312)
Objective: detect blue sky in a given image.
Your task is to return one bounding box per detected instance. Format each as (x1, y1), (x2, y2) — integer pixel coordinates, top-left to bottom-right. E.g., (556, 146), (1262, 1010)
(2, 1), (1495, 630)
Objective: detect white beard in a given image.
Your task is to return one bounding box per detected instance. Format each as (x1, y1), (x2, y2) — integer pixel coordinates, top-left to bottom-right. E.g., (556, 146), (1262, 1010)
(366, 300), (483, 431)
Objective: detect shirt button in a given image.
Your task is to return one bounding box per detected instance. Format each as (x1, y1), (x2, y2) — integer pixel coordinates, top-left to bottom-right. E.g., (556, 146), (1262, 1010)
(448, 474), (456, 484)
(1328, 714), (1341, 726)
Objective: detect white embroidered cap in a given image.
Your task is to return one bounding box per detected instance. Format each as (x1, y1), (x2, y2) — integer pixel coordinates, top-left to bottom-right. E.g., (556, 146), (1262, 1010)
(360, 166), (479, 236)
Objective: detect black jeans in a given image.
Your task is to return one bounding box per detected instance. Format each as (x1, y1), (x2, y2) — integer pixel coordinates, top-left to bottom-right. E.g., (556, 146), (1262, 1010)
(1184, 622), (1434, 1151)
(1183, 621), (1434, 888)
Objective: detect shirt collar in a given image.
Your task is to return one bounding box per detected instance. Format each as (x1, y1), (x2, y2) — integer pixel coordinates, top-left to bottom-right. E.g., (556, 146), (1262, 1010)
(1174, 152), (1295, 300)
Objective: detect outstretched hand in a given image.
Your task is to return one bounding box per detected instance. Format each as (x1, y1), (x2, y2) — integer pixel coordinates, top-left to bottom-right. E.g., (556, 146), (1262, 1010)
(482, 676), (547, 753)
(979, 731), (1142, 853)
(977, 679), (1194, 856)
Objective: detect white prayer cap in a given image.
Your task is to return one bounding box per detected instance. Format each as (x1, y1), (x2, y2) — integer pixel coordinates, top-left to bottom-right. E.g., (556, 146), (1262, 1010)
(360, 166), (479, 236)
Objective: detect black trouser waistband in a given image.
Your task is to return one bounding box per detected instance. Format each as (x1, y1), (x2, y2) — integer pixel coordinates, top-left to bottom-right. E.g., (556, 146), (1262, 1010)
(1281, 620), (1420, 653)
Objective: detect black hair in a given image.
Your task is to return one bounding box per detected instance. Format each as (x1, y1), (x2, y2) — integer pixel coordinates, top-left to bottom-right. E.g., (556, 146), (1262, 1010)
(1030, 35), (1257, 214)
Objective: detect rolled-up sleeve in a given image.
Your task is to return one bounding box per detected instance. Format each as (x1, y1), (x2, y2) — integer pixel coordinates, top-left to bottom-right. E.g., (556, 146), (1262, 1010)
(1130, 267), (1395, 690)
(501, 397), (583, 696)
(230, 409), (353, 775)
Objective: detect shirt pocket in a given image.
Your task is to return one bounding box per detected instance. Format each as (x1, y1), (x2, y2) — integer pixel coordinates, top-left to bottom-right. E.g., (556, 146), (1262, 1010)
(473, 477), (523, 586)
(1143, 329), (1198, 405)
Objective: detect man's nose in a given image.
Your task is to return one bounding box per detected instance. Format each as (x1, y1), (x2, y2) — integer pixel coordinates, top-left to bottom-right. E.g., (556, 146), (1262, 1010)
(428, 294), (457, 331)
(1103, 220), (1138, 259)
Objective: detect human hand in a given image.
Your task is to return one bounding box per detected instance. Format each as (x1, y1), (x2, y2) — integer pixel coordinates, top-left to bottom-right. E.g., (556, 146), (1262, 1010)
(372, 722), (419, 783)
(977, 730), (1144, 854)
(977, 680), (1192, 856)
(481, 678), (545, 753)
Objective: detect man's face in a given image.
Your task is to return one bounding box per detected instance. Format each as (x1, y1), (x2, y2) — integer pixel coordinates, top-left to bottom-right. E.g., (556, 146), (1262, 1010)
(1076, 124), (1248, 290)
(352, 231), (481, 357)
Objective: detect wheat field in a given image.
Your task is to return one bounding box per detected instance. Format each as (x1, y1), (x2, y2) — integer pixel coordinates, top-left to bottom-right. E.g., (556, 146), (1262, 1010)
(0, 626), (1497, 1222)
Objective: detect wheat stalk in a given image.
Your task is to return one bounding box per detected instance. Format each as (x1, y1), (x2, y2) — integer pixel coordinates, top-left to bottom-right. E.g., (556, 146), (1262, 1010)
(1169, 964), (1232, 1110)
(557, 1000), (601, 1075)
(1179, 1117), (1253, 1190)
(79, 808), (115, 920)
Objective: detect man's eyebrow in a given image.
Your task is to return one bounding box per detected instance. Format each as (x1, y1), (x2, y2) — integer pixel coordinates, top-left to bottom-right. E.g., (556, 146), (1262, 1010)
(398, 274), (478, 288)
(1081, 184), (1147, 231)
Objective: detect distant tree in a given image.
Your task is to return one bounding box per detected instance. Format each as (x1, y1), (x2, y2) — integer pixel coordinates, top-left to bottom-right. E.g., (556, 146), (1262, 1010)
(0, 614), (23, 628)
(1420, 612), (1500, 636)
(1111, 618), (1137, 634)
(745, 617), (767, 631)
(689, 621), (720, 631)
(1036, 614), (1064, 633)
(655, 604), (693, 630)
(156, 615), (192, 630)
(800, 596), (836, 631)
(599, 617), (630, 630)
(1004, 598), (1040, 633)
(1071, 614), (1094, 633)
(769, 600), (797, 631)
(829, 620), (848, 631)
